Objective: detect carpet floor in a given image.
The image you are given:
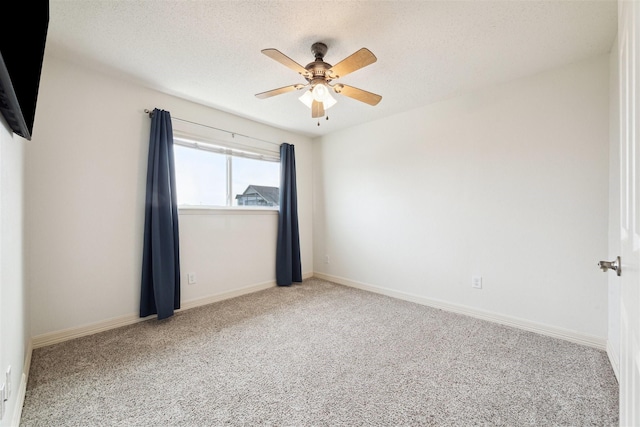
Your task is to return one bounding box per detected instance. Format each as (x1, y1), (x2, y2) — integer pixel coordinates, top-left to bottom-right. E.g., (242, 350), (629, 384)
(20, 278), (618, 426)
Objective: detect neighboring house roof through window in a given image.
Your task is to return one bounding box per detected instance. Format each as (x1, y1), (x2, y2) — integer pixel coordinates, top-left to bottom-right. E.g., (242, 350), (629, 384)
(235, 185), (279, 206)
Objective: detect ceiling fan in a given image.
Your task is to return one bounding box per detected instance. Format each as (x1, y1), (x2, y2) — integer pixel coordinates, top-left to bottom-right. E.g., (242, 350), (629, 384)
(255, 42), (382, 122)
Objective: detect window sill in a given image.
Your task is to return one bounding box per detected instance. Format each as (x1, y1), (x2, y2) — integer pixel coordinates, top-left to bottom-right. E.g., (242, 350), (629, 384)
(178, 205), (279, 215)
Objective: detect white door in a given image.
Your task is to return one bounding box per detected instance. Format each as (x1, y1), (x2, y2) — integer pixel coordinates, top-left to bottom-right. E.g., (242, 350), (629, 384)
(619, 1), (640, 425)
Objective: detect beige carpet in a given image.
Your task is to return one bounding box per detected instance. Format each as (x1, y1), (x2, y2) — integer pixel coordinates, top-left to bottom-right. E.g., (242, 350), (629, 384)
(20, 278), (618, 426)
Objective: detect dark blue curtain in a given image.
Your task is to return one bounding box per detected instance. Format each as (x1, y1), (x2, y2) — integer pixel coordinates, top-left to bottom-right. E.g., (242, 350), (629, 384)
(276, 143), (302, 286)
(140, 108), (181, 319)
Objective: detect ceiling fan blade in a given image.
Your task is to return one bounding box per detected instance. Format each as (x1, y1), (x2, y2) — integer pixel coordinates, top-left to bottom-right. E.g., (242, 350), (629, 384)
(326, 48), (377, 79)
(255, 84), (306, 99)
(333, 84), (382, 106)
(261, 48), (312, 78)
(312, 100), (325, 118)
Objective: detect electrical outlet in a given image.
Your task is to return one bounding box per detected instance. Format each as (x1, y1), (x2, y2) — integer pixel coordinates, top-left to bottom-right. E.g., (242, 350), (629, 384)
(472, 276), (483, 289)
(187, 273), (196, 285)
(5, 366), (10, 400)
(324, 255), (330, 264)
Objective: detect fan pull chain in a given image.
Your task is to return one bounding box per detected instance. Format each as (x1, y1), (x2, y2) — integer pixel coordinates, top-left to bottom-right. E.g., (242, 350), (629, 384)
(317, 116), (330, 127)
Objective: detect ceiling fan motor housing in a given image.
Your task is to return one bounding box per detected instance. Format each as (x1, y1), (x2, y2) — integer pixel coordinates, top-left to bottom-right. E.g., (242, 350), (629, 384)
(306, 43), (332, 84)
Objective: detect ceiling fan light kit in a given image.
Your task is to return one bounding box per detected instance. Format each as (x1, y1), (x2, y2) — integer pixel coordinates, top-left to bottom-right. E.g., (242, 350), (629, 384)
(256, 42), (382, 125)
(299, 84), (337, 109)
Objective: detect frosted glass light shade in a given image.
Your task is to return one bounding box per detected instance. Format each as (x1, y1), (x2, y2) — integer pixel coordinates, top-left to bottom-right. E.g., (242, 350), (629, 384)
(298, 85), (337, 110)
(299, 90), (314, 108)
(312, 83), (328, 101)
(323, 92), (337, 110)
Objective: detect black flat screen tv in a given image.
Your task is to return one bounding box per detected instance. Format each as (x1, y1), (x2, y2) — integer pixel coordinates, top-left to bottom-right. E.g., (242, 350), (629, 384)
(0, 1), (49, 141)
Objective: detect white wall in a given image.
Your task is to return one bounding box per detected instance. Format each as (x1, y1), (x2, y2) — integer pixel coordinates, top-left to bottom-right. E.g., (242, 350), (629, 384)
(313, 54), (610, 342)
(27, 54), (313, 338)
(607, 39), (621, 377)
(0, 118), (27, 426)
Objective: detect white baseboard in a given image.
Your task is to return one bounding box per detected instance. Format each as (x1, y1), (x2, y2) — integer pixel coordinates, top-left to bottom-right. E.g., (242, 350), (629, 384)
(11, 339), (32, 427)
(29, 271), (604, 352)
(32, 273), (313, 349)
(179, 280), (275, 311)
(606, 339), (620, 382)
(314, 272), (607, 351)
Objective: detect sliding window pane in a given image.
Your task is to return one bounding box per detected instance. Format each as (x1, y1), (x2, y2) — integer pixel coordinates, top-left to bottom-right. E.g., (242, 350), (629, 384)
(232, 157), (280, 207)
(173, 145), (226, 206)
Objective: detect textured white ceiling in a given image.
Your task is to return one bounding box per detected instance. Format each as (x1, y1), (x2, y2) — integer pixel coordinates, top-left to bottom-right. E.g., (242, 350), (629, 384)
(46, 0), (617, 137)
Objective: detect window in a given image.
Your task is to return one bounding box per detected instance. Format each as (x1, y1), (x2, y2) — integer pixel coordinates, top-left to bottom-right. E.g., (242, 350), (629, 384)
(173, 135), (280, 208)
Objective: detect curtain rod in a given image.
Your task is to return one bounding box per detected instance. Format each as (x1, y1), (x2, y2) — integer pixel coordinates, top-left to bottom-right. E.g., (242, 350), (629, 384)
(144, 109), (281, 147)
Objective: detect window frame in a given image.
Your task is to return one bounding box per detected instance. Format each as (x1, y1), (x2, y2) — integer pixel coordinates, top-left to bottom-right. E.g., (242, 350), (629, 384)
(172, 132), (281, 212)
